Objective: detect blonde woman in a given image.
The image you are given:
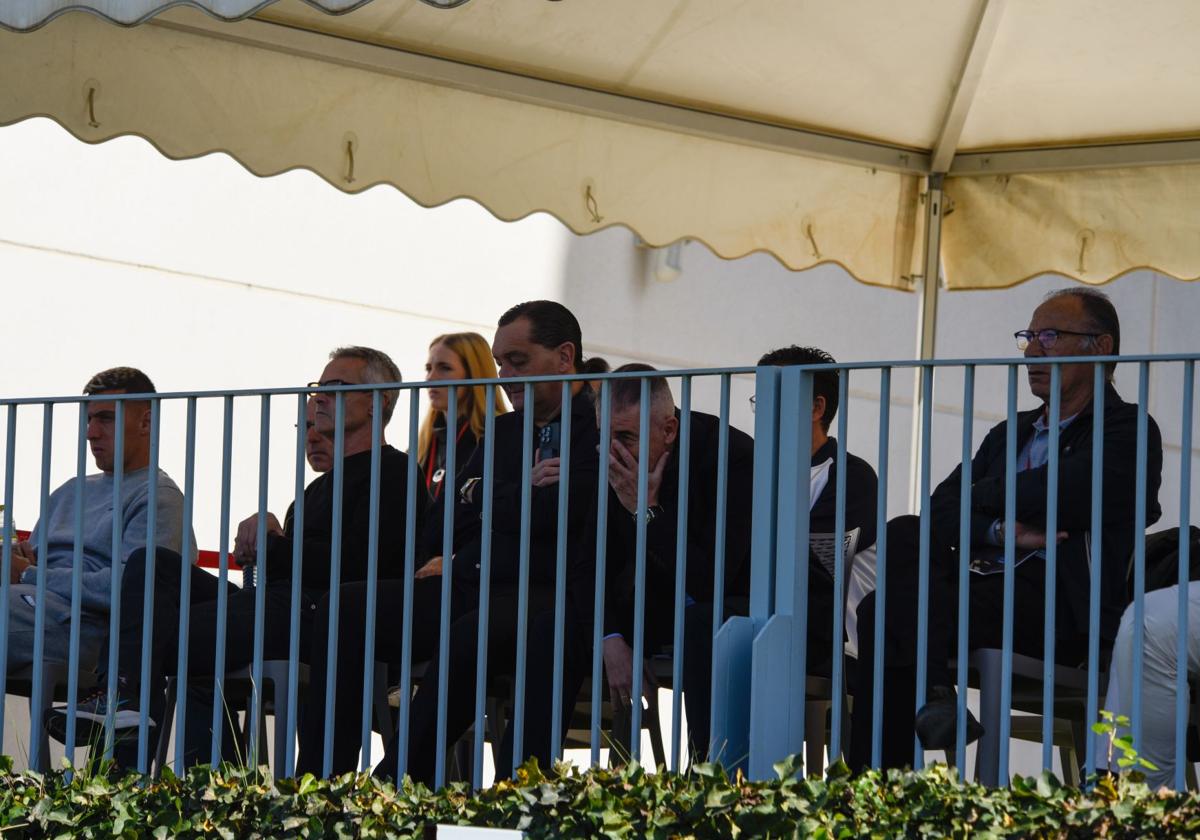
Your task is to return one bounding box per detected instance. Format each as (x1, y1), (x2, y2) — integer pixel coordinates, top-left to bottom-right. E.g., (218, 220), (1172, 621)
(415, 332), (507, 580)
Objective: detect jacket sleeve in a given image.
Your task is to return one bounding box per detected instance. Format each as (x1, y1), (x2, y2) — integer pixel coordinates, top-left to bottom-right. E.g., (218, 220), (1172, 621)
(928, 421), (1008, 548)
(970, 404), (1163, 535)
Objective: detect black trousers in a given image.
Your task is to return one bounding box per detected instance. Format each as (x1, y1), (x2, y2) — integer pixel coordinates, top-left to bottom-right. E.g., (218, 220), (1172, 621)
(378, 586), (587, 786)
(108, 548), (315, 768)
(295, 577), (453, 776)
(848, 515), (1086, 771)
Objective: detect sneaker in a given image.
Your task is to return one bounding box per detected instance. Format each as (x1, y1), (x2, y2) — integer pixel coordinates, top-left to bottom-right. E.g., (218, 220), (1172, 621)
(913, 685), (985, 751)
(45, 680), (152, 745)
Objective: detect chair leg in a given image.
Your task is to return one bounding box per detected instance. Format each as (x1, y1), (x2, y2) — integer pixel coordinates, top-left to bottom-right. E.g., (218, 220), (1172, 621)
(971, 650), (1003, 787)
(805, 701), (829, 777)
(644, 690), (667, 769)
(154, 678), (177, 779)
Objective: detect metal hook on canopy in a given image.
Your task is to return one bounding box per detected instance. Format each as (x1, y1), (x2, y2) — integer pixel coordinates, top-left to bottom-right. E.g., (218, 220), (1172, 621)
(1077, 228), (1095, 274)
(585, 183), (603, 224)
(86, 85), (99, 128)
(344, 139), (357, 184)
(805, 223), (822, 259)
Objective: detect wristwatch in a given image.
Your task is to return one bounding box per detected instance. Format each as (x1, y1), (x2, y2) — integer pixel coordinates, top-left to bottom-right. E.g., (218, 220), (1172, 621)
(634, 504), (665, 525)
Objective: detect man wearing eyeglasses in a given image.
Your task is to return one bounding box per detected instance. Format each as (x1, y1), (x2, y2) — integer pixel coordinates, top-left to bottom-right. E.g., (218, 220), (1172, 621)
(52, 347), (413, 769)
(849, 287), (1163, 772)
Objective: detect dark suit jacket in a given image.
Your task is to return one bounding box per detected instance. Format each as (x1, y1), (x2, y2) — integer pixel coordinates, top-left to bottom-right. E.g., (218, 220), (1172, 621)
(928, 382), (1163, 642)
(450, 389), (599, 620)
(809, 437), (879, 560)
(601, 410), (755, 642)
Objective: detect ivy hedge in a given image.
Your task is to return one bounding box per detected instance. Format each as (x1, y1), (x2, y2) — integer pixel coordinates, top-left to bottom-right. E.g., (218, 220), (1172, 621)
(0, 754), (1198, 839)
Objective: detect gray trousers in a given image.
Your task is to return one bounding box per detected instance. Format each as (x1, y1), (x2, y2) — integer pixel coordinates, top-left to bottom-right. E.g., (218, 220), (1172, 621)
(6, 584), (106, 673)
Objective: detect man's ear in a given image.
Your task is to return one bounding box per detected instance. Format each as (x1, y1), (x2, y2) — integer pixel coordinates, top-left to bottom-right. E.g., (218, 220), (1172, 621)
(811, 395), (826, 425)
(1092, 334), (1115, 357)
(663, 414), (680, 447)
(557, 341), (576, 374)
(137, 404), (153, 436)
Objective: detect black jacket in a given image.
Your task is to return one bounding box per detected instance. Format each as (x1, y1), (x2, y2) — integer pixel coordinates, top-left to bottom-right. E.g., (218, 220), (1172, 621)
(419, 419), (483, 561)
(602, 410), (755, 641)
(809, 437), (879, 561)
(928, 382), (1163, 642)
(450, 389), (599, 613)
(265, 445), (412, 592)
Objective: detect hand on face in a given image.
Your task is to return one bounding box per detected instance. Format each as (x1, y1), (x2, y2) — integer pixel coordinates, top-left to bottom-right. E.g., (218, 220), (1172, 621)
(606, 438), (669, 513)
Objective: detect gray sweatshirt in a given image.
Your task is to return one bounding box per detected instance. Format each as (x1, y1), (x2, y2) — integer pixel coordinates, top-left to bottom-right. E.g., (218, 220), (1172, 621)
(24, 467), (193, 616)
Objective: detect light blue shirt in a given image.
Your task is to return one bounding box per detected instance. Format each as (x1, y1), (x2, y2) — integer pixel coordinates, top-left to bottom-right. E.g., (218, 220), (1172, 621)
(986, 410), (1079, 548)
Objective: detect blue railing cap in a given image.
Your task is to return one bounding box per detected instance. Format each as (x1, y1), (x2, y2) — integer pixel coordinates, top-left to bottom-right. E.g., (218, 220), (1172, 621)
(2, 353), (1197, 406)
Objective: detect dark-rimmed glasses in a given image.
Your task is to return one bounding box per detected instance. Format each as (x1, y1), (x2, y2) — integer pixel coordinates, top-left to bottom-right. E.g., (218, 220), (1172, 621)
(1014, 329), (1101, 351)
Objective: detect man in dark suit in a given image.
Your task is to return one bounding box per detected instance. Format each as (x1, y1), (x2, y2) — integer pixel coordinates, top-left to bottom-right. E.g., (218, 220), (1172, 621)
(584, 363), (755, 762)
(379, 300), (599, 785)
(849, 288), (1164, 771)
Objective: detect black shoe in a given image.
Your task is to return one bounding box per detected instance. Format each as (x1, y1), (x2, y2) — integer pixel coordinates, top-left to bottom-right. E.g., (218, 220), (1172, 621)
(46, 679), (152, 745)
(913, 685), (984, 751)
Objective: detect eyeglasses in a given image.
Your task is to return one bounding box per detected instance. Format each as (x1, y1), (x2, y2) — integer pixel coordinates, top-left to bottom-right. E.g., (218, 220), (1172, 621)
(306, 379), (360, 396)
(749, 395), (756, 414)
(1013, 329), (1101, 351)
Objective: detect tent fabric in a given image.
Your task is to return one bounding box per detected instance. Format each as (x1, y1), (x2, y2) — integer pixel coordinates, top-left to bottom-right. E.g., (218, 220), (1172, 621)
(943, 167), (1200, 289)
(2, 0), (1198, 289)
(0, 11), (923, 288)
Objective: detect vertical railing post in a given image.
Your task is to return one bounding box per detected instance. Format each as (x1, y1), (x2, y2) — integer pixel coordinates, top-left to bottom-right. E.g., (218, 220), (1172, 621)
(173, 397), (198, 773)
(589, 380), (612, 767)
(63, 402), (88, 764)
(0, 404), (16, 744)
(434, 387), (458, 785)
(997, 365), (1018, 783)
(102, 400), (125, 759)
(1041, 364), (1062, 770)
(471, 385), (498, 788)
(1173, 360), (1194, 791)
(210, 395), (235, 767)
(396, 389), (421, 780)
(869, 368), (891, 769)
(1130, 362), (1150, 752)
(630, 377), (652, 760)
(913, 365), (934, 769)
(669, 375), (692, 772)
(954, 365), (975, 774)
(1083, 365), (1106, 778)
(241, 394), (268, 770)
(320, 392), (345, 777)
(358, 390), (385, 770)
(550, 380), (573, 762)
(135, 400), (161, 774)
(829, 370), (849, 761)
(284, 393), (306, 779)
(29, 404), (54, 772)
(510, 382), (535, 776)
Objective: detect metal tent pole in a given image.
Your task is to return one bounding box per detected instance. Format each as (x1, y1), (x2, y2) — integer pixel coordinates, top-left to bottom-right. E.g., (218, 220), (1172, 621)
(908, 176), (944, 513)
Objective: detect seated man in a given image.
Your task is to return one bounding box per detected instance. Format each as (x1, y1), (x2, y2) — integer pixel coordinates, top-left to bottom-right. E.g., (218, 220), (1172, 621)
(591, 363), (756, 762)
(50, 347), (412, 766)
(1096, 578), (1200, 789)
(8, 367), (189, 674)
(378, 300), (599, 785)
(849, 288), (1164, 771)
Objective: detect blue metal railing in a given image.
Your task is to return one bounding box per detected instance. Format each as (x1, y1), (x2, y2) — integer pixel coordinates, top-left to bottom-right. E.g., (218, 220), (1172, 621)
(0, 354), (1195, 790)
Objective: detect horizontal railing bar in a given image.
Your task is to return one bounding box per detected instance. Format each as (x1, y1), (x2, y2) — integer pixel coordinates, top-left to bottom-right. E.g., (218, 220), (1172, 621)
(4, 354), (1198, 406)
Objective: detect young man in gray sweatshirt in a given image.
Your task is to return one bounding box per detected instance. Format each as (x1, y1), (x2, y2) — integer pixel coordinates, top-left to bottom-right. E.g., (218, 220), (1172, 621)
(7, 367), (189, 673)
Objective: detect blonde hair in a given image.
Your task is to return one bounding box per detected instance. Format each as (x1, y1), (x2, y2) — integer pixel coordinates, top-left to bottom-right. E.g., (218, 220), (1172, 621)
(417, 332), (508, 465)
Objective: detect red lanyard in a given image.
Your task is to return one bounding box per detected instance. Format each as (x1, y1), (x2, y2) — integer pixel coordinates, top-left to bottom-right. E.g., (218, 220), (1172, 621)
(426, 421), (470, 498)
